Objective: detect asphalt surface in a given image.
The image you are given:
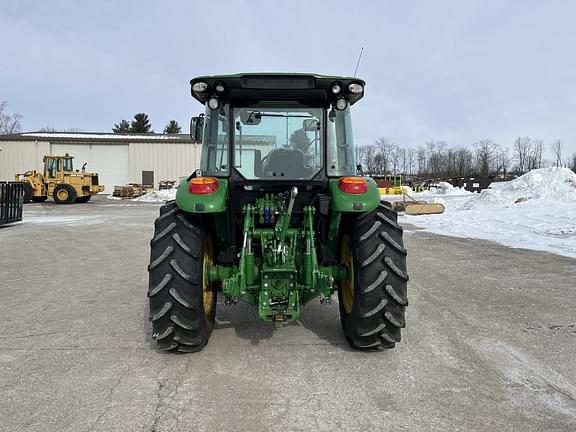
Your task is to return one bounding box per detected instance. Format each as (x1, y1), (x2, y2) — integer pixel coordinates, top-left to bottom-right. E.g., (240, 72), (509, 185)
(0, 196), (575, 432)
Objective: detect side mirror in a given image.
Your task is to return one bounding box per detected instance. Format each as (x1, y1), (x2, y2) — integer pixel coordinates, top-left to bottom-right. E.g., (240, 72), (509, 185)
(240, 111), (261, 125)
(302, 119), (319, 131)
(190, 114), (205, 142)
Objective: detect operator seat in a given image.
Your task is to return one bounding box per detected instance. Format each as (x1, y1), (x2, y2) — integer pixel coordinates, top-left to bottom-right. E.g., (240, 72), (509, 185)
(263, 148), (308, 178)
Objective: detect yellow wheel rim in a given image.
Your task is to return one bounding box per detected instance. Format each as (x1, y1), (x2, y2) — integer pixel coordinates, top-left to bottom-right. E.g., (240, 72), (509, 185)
(202, 238), (215, 314)
(340, 234), (354, 314)
(57, 189), (69, 201)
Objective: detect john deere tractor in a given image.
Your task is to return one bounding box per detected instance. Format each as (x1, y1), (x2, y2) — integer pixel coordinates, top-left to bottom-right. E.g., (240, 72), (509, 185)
(148, 73), (408, 352)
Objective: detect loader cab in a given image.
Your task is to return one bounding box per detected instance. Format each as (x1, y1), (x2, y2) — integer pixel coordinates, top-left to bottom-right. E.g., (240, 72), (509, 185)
(189, 74), (365, 183)
(44, 155), (74, 179)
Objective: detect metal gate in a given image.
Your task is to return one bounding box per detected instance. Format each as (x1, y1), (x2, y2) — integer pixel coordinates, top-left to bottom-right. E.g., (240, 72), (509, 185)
(0, 182), (24, 226)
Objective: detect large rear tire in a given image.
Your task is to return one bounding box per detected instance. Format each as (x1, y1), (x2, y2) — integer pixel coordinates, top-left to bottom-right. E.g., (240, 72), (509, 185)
(338, 202), (409, 349)
(148, 201), (217, 353)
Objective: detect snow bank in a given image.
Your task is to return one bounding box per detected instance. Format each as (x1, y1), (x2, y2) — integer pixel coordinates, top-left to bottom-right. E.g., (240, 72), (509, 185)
(132, 189), (177, 203)
(400, 168), (576, 258)
(415, 182), (472, 196)
(465, 167), (576, 209)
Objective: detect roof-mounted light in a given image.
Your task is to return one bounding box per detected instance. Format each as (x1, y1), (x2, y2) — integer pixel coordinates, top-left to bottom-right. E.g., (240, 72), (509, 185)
(348, 83), (364, 94)
(335, 97), (348, 111)
(330, 82), (342, 94)
(207, 96), (219, 110)
(192, 81), (209, 92)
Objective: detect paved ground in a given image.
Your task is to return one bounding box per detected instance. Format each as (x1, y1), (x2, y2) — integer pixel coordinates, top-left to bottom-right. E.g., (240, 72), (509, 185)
(1, 196), (575, 432)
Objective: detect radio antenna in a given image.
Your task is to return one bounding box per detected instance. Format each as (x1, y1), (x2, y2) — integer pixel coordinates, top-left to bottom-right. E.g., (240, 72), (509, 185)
(353, 47), (364, 77)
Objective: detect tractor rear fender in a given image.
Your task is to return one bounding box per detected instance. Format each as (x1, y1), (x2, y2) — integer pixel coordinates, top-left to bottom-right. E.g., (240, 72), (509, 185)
(176, 178), (228, 213)
(328, 177), (380, 213)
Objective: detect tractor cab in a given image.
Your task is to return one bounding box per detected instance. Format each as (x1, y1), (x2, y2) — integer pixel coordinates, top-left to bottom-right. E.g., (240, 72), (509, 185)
(189, 73), (364, 183)
(185, 74), (375, 237)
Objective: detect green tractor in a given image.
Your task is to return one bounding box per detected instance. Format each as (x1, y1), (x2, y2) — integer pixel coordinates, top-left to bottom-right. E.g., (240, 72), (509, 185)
(148, 73), (408, 352)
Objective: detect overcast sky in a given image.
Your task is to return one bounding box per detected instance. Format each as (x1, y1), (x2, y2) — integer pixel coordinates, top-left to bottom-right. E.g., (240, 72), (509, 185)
(1, 0), (575, 159)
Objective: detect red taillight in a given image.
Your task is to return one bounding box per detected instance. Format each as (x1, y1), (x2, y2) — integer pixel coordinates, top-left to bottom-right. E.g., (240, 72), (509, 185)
(188, 177), (219, 194)
(339, 177), (368, 194)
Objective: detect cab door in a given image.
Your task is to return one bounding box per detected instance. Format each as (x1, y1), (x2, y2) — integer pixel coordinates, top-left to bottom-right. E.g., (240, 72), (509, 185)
(44, 158), (62, 195)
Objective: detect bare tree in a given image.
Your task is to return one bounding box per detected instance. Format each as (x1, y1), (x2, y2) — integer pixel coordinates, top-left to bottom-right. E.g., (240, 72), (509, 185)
(416, 147), (428, 176)
(406, 148), (417, 176)
(0, 101), (22, 134)
(373, 137), (396, 174)
(358, 144), (378, 174)
(390, 145), (401, 175)
(513, 137), (531, 174)
(528, 139), (544, 170)
(426, 140), (448, 177)
(473, 139), (497, 176)
(398, 147), (407, 175)
(454, 147), (474, 177)
(551, 139), (563, 167)
(495, 147), (510, 178)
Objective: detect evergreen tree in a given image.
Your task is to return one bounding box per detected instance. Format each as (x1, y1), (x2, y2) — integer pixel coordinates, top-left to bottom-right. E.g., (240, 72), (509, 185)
(163, 120), (182, 134)
(130, 113), (152, 133)
(112, 119), (131, 133)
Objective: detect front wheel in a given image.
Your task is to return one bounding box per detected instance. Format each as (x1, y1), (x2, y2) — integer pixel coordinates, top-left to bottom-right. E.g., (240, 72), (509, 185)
(148, 201), (217, 353)
(53, 184), (77, 204)
(338, 203), (409, 349)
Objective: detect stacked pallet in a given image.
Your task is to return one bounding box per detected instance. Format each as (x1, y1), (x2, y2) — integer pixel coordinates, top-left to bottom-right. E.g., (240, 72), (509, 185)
(112, 184), (154, 198)
(158, 180), (177, 190)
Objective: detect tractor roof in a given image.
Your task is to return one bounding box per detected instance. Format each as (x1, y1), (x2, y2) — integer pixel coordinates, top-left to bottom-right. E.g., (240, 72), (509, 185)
(190, 73), (365, 106)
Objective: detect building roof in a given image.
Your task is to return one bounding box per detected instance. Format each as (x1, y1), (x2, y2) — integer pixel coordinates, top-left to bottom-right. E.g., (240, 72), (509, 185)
(0, 132), (198, 144)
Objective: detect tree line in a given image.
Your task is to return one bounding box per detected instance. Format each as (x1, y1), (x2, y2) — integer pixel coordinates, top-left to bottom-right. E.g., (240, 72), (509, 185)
(2, 99), (576, 173)
(0, 102), (182, 135)
(112, 113), (181, 134)
(358, 137), (576, 178)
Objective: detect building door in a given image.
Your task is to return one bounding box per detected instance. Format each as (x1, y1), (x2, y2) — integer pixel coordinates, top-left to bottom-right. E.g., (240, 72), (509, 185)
(51, 143), (129, 193)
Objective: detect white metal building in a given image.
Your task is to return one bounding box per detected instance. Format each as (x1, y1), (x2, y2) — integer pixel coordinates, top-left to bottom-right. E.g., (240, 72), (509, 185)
(0, 132), (202, 192)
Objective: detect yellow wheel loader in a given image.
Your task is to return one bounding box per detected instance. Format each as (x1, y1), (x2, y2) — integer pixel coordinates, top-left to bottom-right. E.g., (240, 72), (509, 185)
(15, 154), (104, 204)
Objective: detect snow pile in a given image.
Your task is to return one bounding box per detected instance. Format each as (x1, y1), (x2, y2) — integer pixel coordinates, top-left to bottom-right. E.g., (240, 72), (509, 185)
(465, 167), (576, 209)
(132, 189), (177, 203)
(400, 168), (576, 258)
(432, 182), (472, 196)
(409, 182), (472, 197)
